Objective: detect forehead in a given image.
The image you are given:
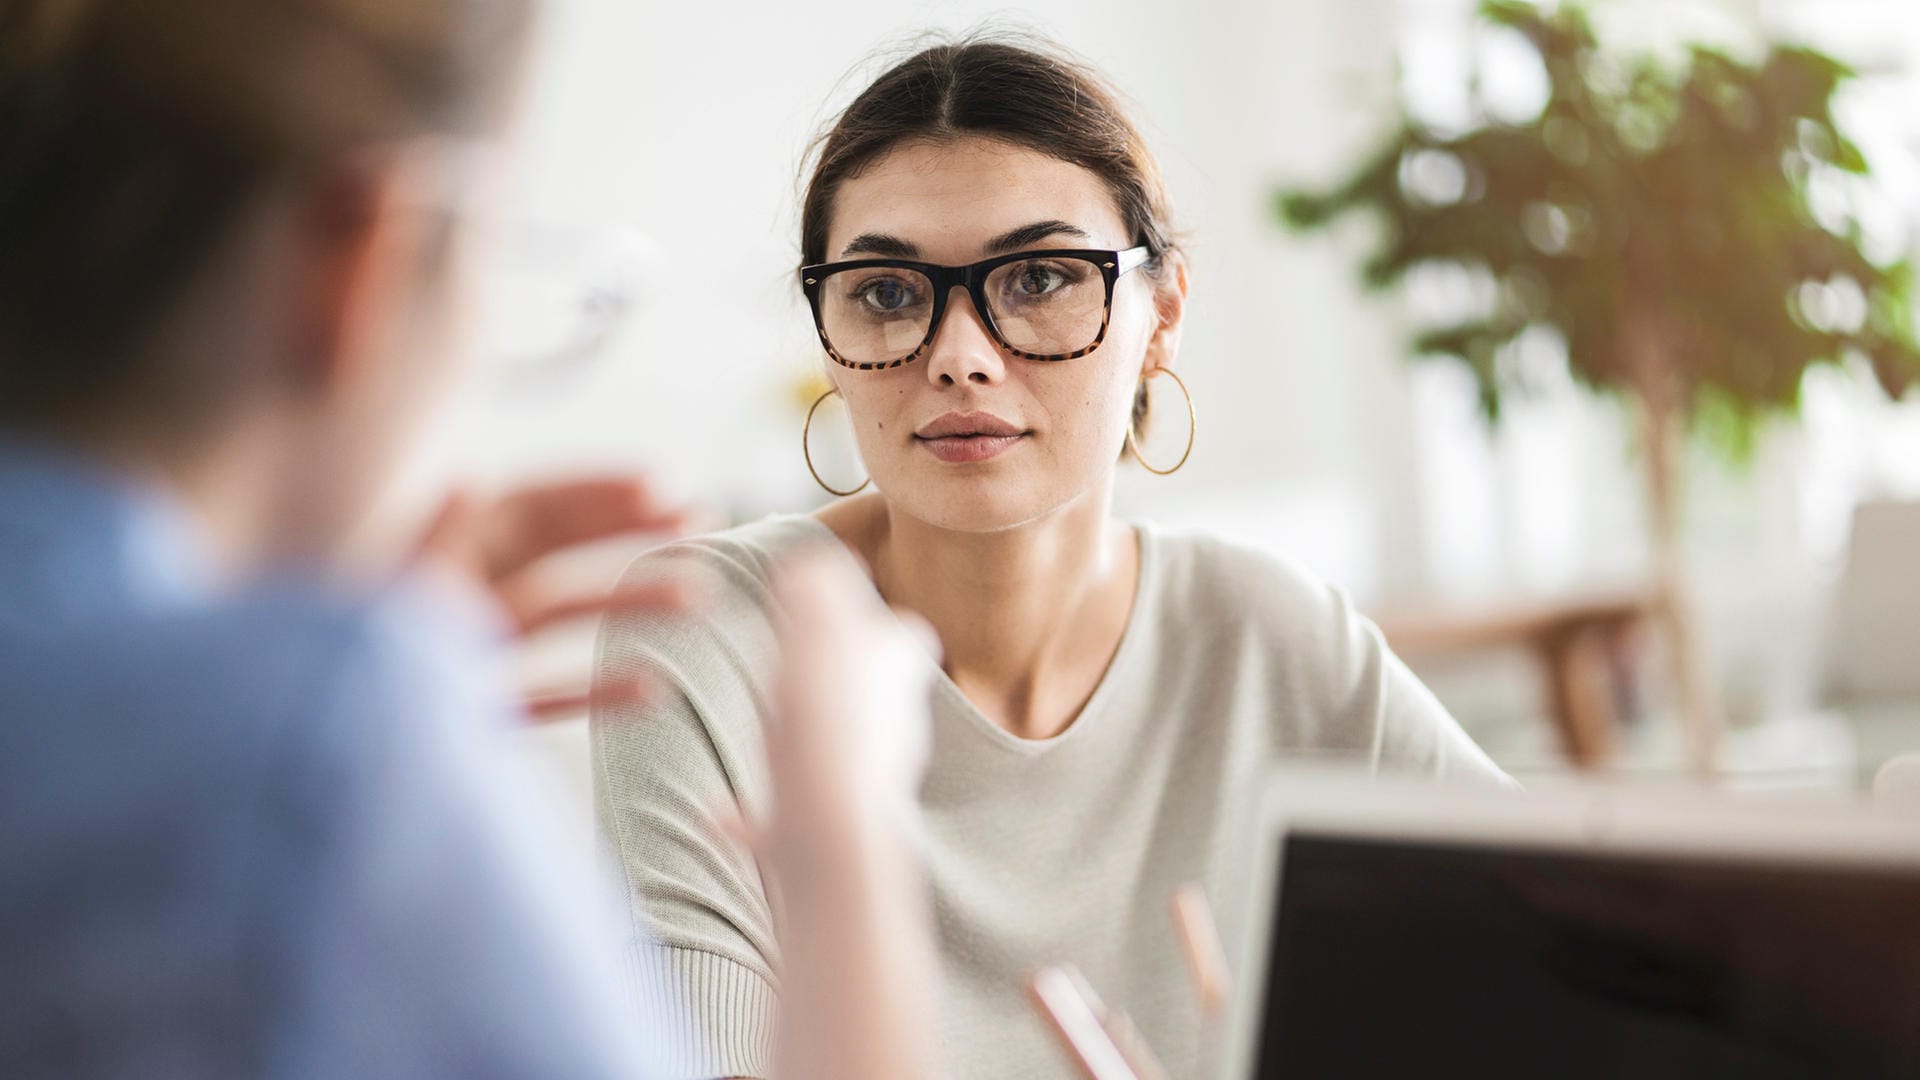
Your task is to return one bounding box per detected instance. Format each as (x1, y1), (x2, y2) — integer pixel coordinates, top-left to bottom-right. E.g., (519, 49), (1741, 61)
(824, 136), (1130, 262)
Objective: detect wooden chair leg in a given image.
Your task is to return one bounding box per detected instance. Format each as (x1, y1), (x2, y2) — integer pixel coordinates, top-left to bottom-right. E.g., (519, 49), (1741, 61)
(1541, 629), (1619, 769)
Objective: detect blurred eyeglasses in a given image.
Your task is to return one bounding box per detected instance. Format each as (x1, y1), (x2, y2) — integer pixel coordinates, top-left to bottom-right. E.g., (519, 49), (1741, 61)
(798, 246), (1153, 371)
(407, 140), (654, 385)
(468, 216), (654, 384)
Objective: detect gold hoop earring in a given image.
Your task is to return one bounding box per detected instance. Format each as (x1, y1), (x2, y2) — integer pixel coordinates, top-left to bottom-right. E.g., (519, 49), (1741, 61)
(803, 388), (871, 497)
(1125, 367), (1196, 476)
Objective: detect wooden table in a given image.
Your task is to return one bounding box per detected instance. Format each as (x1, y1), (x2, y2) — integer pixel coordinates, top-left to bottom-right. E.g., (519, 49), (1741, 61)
(1375, 588), (1659, 769)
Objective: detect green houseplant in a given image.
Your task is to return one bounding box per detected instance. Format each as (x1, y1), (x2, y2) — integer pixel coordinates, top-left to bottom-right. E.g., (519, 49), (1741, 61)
(1281, 0), (1920, 771)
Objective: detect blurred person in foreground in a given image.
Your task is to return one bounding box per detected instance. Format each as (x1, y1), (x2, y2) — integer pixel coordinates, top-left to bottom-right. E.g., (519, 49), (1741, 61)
(0, 1), (934, 1077)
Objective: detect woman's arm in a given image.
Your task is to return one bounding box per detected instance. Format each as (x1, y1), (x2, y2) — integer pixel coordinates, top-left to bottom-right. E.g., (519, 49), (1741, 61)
(591, 546), (784, 1078)
(591, 542), (940, 1080)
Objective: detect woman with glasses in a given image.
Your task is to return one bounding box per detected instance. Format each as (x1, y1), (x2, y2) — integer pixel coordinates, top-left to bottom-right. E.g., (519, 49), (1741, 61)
(593, 32), (1510, 1080)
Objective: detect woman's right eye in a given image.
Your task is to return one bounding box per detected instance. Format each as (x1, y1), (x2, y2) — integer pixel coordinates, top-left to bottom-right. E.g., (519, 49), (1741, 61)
(850, 276), (923, 314)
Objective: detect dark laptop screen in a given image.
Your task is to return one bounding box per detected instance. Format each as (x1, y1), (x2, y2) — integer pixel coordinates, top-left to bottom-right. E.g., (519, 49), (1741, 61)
(1253, 833), (1920, 1079)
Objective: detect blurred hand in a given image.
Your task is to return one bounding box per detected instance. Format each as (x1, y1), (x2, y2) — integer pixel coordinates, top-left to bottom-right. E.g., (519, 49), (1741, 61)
(764, 552), (933, 840)
(414, 475), (700, 721)
(1027, 888), (1225, 1080)
(726, 550), (939, 1080)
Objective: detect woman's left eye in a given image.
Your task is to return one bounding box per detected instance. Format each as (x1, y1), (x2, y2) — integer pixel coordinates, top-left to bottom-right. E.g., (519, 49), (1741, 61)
(1004, 260), (1084, 300)
(1013, 265), (1064, 295)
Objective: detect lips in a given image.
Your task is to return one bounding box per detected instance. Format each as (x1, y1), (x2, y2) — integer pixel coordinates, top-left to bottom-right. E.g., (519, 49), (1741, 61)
(915, 412), (1024, 440)
(914, 411), (1028, 464)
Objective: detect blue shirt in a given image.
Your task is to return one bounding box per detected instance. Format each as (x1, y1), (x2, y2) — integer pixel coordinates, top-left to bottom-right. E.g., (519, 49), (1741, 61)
(0, 440), (658, 1079)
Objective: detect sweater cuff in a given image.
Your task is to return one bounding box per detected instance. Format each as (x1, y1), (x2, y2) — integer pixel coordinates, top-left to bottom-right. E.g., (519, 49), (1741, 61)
(627, 943), (777, 1079)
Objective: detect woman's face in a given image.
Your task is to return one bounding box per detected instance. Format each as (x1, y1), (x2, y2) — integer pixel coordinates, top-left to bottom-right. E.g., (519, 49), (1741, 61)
(820, 136), (1181, 534)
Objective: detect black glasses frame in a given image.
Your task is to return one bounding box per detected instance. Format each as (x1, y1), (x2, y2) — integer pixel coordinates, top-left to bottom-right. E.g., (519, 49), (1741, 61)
(798, 246), (1154, 371)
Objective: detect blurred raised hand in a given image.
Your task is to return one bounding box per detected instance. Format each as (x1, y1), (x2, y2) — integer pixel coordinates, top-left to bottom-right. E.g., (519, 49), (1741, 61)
(414, 475), (700, 721)
(722, 550), (940, 1080)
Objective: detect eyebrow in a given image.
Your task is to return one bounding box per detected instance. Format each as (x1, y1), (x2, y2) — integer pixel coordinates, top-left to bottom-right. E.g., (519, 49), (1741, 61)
(839, 232), (920, 258)
(836, 219), (1095, 261)
(983, 220), (1092, 255)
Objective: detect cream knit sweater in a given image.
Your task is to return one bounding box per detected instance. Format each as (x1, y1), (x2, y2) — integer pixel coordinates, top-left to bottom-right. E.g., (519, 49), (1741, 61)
(591, 514), (1507, 1079)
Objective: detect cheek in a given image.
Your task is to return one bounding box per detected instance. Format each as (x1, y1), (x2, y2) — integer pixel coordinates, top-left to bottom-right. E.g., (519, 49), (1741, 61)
(1032, 358), (1142, 465)
(839, 379), (910, 449)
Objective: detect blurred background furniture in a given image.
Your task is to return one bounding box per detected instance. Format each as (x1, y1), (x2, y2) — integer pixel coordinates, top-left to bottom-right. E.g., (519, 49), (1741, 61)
(1378, 589), (1655, 769)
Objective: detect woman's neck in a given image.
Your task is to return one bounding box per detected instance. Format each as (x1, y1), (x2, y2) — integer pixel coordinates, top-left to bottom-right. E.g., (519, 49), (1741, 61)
(823, 486), (1140, 740)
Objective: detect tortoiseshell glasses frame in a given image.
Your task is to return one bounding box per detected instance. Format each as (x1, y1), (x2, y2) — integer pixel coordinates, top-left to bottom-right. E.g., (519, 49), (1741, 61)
(798, 246), (1154, 371)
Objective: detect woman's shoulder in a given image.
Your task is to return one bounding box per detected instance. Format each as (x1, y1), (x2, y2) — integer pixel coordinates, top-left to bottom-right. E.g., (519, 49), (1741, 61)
(1133, 523), (1504, 780)
(597, 513), (841, 681)
(1140, 522), (1354, 633)
(1133, 521), (1398, 699)
(614, 512), (837, 593)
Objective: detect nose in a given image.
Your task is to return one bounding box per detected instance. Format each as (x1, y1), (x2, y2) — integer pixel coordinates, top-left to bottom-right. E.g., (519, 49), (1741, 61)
(924, 287), (1007, 388)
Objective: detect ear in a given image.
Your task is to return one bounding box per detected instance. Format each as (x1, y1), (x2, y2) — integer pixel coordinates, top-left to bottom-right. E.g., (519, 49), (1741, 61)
(289, 152), (439, 401)
(1139, 251), (1189, 377)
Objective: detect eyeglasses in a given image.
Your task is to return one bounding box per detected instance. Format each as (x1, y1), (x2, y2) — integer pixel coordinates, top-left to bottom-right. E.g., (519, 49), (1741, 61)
(406, 140), (652, 387)
(468, 216), (653, 385)
(799, 246), (1153, 370)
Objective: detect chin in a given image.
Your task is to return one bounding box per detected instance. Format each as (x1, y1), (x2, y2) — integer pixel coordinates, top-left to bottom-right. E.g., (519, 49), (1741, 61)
(880, 468), (1081, 535)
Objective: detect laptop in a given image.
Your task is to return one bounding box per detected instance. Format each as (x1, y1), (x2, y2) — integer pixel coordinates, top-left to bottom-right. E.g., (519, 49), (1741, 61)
(1220, 774), (1920, 1079)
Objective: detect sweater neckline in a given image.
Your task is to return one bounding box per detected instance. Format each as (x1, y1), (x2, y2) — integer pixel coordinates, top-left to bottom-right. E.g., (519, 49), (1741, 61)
(783, 513), (1157, 756)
